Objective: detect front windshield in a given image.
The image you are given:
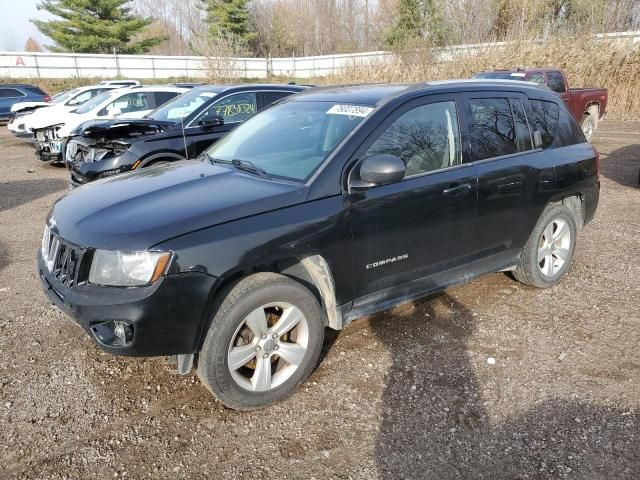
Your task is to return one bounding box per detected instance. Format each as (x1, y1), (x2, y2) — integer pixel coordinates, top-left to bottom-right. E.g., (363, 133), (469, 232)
(205, 101), (371, 181)
(73, 91), (119, 114)
(52, 89), (77, 104)
(148, 88), (217, 122)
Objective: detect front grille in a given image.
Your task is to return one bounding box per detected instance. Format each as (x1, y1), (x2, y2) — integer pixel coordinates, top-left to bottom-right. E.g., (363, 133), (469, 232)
(42, 227), (88, 288)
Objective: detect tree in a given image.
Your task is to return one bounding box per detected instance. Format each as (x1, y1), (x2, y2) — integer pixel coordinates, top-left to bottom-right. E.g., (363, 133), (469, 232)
(199, 0), (256, 47)
(31, 0), (167, 54)
(24, 37), (44, 52)
(385, 0), (424, 48)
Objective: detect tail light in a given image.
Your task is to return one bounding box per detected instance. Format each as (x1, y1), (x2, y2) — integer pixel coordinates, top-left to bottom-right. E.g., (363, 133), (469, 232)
(44, 95), (52, 103)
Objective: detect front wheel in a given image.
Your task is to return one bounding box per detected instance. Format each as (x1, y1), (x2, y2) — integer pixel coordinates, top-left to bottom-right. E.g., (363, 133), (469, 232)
(197, 273), (325, 410)
(513, 204), (577, 288)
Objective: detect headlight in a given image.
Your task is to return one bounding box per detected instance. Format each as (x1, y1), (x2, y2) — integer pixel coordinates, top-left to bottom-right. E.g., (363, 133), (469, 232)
(89, 250), (171, 287)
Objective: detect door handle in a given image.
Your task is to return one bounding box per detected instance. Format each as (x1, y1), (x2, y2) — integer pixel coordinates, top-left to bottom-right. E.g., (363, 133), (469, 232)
(442, 183), (471, 196)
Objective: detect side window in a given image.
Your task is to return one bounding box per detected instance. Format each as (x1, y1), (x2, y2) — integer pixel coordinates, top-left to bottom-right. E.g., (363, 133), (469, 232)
(469, 98), (518, 160)
(260, 91), (292, 109)
(67, 90), (93, 106)
(528, 73), (545, 85)
(510, 98), (532, 152)
(90, 88), (111, 98)
(547, 71), (566, 93)
(0, 88), (25, 98)
(100, 92), (150, 116)
(196, 92), (257, 125)
(528, 99), (559, 149)
(366, 101), (461, 177)
(154, 91), (179, 108)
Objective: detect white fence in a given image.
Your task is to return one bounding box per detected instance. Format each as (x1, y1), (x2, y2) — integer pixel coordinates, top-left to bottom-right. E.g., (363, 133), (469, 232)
(1, 31), (638, 80)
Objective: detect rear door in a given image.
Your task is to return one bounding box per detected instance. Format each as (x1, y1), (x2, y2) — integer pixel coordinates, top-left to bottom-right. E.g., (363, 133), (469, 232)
(348, 94), (478, 306)
(462, 92), (554, 266)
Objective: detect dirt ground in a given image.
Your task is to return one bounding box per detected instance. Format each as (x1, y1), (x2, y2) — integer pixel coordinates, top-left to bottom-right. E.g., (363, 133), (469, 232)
(0, 123), (639, 480)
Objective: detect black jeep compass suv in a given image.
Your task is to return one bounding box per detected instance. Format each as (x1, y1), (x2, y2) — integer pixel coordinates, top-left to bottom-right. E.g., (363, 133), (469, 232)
(38, 80), (599, 410)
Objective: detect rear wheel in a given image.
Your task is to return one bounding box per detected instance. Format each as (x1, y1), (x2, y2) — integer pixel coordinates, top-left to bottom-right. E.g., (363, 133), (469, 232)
(580, 114), (595, 142)
(197, 272), (325, 410)
(513, 204), (577, 288)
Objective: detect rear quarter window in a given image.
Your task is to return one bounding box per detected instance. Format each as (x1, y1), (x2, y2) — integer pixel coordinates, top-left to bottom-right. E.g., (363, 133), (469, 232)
(25, 86), (47, 96)
(528, 99), (585, 148)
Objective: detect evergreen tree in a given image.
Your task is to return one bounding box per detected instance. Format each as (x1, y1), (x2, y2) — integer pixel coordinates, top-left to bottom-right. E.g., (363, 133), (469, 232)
(385, 0), (449, 49)
(31, 0), (167, 54)
(199, 0), (256, 46)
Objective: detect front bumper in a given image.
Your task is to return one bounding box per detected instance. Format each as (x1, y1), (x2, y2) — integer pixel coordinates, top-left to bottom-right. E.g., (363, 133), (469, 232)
(34, 137), (63, 162)
(66, 138), (138, 186)
(37, 251), (218, 356)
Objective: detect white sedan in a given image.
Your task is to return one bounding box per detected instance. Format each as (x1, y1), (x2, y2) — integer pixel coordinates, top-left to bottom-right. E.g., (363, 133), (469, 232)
(8, 84), (122, 136)
(32, 85), (187, 162)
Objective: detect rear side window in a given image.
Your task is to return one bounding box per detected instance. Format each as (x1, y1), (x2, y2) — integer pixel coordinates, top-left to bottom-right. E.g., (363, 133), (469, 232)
(367, 100), (461, 176)
(260, 91), (293, 109)
(511, 99), (532, 152)
(469, 98), (532, 161)
(0, 88), (25, 98)
(528, 73), (545, 84)
(547, 71), (566, 93)
(154, 91), (179, 108)
(25, 86), (46, 95)
(528, 100), (559, 148)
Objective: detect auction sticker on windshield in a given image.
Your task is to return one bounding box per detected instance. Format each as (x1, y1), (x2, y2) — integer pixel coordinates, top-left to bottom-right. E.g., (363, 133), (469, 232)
(327, 104), (374, 117)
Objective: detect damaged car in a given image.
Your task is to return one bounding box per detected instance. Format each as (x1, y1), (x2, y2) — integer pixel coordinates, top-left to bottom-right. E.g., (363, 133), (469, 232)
(65, 84), (307, 186)
(33, 85), (187, 163)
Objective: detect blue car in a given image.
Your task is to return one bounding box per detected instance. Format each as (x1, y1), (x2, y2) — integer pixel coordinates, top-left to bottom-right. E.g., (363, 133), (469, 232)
(0, 84), (50, 121)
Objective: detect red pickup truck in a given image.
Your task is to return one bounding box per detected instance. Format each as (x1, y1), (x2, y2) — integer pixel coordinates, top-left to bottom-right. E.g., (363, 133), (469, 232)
(473, 68), (607, 142)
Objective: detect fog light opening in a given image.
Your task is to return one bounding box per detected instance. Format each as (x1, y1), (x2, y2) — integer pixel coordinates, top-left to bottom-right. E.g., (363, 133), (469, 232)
(91, 320), (134, 347)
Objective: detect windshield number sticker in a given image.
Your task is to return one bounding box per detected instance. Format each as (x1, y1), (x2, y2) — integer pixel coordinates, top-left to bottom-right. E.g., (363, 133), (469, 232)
(327, 104), (373, 118)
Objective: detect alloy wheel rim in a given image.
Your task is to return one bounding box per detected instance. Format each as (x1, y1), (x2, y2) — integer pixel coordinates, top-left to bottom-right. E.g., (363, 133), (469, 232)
(537, 218), (571, 277)
(582, 121), (593, 140)
(227, 302), (309, 392)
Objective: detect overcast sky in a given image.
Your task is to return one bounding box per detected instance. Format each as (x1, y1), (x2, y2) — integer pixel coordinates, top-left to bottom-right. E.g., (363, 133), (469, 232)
(0, 0), (51, 51)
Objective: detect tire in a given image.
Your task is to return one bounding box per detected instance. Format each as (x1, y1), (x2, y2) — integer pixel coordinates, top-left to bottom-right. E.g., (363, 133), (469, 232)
(512, 204), (577, 288)
(197, 272), (325, 410)
(580, 114), (595, 142)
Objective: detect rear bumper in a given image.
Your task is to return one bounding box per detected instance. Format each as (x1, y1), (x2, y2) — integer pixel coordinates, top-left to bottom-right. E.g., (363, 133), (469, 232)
(37, 251), (218, 356)
(583, 180), (600, 226)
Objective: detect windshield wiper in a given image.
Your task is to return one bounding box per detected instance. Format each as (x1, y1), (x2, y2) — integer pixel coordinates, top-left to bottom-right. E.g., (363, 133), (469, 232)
(207, 154), (270, 179)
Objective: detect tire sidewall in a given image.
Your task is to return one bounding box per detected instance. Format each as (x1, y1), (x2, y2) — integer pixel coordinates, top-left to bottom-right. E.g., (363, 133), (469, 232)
(525, 205), (577, 287)
(581, 115), (595, 142)
(200, 276), (325, 410)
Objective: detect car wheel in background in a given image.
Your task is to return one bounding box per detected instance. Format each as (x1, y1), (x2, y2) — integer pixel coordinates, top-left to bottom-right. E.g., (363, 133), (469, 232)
(580, 114), (595, 142)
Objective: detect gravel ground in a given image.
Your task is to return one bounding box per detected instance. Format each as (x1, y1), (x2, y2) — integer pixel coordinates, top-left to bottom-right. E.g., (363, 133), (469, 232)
(0, 123), (639, 479)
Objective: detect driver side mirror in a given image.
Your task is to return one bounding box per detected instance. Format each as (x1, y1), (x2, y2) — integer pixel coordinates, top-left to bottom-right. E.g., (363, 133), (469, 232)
(199, 115), (224, 128)
(350, 154), (406, 190)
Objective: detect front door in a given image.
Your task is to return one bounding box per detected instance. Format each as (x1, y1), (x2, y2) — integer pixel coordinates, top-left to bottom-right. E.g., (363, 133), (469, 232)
(347, 95), (478, 308)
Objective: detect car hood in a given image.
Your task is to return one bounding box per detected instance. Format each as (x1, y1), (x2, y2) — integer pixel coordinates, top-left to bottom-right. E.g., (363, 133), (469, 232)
(51, 159), (309, 251)
(27, 104), (73, 130)
(71, 118), (177, 139)
(11, 101), (50, 113)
